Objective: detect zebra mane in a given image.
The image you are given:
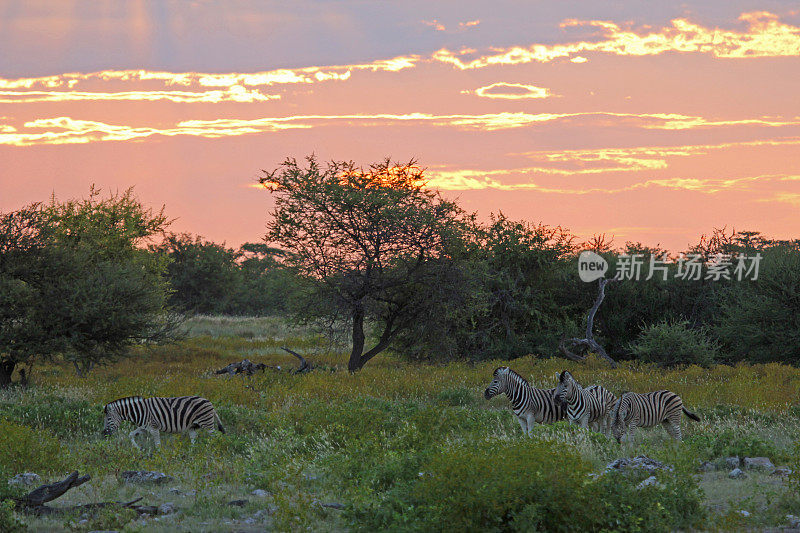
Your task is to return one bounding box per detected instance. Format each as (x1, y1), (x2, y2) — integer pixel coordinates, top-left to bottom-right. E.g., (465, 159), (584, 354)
(500, 367), (530, 387)
(106, 396), (144, 409)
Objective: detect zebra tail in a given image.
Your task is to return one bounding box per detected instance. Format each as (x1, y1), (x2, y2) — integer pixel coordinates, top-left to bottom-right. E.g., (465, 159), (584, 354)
(215, 413), (227, 434)
(682, 407), (700, 422)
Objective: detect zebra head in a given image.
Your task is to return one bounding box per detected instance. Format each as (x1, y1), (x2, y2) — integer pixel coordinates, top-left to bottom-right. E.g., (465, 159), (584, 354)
(102, 402), (122, 436)
(484, 367), (510, 399)
(611, 393), (631, 443)
(554, 370), (576, 407)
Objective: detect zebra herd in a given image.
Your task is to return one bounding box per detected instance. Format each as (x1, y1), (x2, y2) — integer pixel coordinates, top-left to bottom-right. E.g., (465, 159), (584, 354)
(484, 366), (700, 442)
(100, 366), (699, 448)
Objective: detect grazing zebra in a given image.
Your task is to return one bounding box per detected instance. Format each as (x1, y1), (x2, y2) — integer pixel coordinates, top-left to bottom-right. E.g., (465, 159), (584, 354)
(484, 366), (566, 435)
(554, 370), (616, 435)
(102, 396), (226, 449)
(611, 390), (700, 443)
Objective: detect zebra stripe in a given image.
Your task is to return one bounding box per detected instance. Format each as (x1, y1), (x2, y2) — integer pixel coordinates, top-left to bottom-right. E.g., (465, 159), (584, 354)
(554, 371), (616, 435)
(484, 366), (566, 435)
(611, 390), (700, 442)
(102, 395), (226, 448)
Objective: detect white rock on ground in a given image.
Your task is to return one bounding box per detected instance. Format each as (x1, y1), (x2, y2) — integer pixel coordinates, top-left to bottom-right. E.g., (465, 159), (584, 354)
(729, 468), (747, 479)
(771, 466), (793, 477)
(8, 473), (40, 487)
(119, 471), (174, 484)
(743, 457), (774, 470)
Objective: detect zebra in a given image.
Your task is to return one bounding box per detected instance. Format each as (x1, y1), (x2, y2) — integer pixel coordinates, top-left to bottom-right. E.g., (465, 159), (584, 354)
(611, 390), (700, 443)
(102, 395), (226, 449)
(553, 370), (616, 435)
(484, 366), (566, 435)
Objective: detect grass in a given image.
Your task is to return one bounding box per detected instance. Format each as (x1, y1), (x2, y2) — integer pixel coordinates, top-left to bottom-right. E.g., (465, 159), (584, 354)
(1, 315), (799, 531)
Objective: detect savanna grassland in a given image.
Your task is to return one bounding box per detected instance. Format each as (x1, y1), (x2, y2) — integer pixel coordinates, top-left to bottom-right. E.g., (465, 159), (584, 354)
(2, 316), (800, 532)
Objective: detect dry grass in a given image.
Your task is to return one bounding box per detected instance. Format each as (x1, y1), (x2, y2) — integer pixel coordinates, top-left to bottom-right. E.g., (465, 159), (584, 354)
(1, 317), (799, 531)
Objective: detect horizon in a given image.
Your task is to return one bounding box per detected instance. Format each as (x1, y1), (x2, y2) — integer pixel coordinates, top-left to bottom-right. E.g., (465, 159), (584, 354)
(1, 1), (799, 252)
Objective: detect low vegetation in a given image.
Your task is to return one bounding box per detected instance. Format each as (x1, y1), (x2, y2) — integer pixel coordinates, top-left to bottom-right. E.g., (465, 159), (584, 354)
(0, 317), (798, 531)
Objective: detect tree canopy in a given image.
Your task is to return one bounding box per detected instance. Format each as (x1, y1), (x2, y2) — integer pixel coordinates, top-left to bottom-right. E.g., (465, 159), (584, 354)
(262, 156), (469, 371)
(0, 188), (178, 384)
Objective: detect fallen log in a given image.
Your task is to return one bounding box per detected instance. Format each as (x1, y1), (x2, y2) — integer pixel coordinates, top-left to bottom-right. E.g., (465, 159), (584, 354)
(215, 349), (313, 377)
(15, 472), (158, 516)
(214, 358), (270, 376)
(281, 347), (311, 374)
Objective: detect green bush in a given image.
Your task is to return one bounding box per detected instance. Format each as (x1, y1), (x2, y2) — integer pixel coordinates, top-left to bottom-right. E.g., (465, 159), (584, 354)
(0, 419), (64, 474)
(0, 499), (25, 532)
(684, 428), (779, 462)
(628, 319), (719, 367)
(0, 394), (98, 439)
(348, 439), (705, 532)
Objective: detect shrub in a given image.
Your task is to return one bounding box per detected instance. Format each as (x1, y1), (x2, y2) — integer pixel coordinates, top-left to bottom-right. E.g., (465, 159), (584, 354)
(684, 428), (779, 463)
(0, 499), (25, 533)
(348, 439), (705, 532)
(628, 319), (719, 367)
(0, 419), (63, 474)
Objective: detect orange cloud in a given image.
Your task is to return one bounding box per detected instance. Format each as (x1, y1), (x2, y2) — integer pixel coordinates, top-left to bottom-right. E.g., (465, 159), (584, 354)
(422, 19), (446, 31)
(0, 86), (279, 104)
(466, 82), (553, 99)
(426, 168), (796, 194)
(3, 112), (798, 147)
(513, 138), (800, 173)
(432, 11), (800, 69)
(0, 55), (418, 91)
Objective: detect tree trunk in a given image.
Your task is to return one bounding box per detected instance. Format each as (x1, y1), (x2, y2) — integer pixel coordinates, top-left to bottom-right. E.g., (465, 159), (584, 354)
(0, 359), (15, 388)
(559, 278), (618, 368)
(348, 305), (366, 372)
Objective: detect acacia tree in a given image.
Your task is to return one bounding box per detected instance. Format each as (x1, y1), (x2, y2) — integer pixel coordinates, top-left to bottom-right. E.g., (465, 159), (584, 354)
(0, 188), (178, 384)
(262, 156), (467, 371)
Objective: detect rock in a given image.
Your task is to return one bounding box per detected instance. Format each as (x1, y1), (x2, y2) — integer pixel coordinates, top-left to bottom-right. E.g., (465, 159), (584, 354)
(697, 461), (715, 472)
(725, 457), (740, 469)
(228, 499), (248, 507)
(243, 518), (256, 525)
(738, 510), (751, 517)
(8, 473), (40, 487)
(772, 466), (793, 477)
(120, 471), (174, 485)
(605, 456), (673, 474)
(787, 515), (800, 528)
(729, 468), (747, 479)
(743, 457), (774, 470)
(251, 489), (269, 497)
(168, 488), (197, 496)
(635, 476), (665, 490)
(158, 502), (176, 515)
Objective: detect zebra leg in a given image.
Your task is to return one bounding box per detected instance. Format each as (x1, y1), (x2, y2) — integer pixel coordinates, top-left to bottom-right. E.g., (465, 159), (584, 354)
(129, 428), (142, 450)
(516, 416), (528, 436)
(663, 418), (682, 441)
(525, 413), (537, 436)
(145, 427), (161, 447)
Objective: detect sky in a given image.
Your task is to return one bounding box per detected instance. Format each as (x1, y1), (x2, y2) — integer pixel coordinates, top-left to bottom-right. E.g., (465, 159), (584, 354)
(1, 0), (799, 252)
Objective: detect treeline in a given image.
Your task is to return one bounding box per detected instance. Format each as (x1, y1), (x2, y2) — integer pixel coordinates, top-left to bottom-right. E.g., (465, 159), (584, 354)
(2, 162), (800, 382)
(151, 234), (300, 316)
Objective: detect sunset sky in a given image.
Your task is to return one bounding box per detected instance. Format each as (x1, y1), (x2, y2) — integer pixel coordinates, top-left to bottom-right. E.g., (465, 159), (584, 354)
(1, 1), (799, 251)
